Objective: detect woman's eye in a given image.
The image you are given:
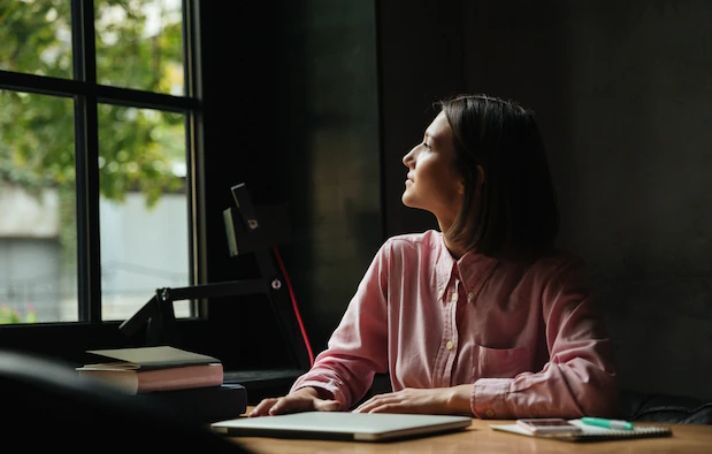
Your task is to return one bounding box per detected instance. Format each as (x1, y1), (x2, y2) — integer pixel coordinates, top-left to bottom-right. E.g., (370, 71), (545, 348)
(422, 142), (431, 149)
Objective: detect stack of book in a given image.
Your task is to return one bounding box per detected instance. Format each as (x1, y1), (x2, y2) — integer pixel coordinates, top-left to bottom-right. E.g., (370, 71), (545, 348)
(77, 346), (247, 424)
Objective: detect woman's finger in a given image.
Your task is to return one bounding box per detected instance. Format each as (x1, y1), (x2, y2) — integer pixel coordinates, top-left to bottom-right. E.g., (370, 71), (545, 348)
(353, 397), (376, 413)
(354, 394), (398, 413)
(269, 395), (315, 415)
(366, 403), (399, 414)
(314, 399), (341, 412)
(250, 398), (279, 417)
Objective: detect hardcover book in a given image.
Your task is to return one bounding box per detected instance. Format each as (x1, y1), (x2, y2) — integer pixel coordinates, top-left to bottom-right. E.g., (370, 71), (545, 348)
(140, 384), (248, 424)
(76, 346), (223, 394)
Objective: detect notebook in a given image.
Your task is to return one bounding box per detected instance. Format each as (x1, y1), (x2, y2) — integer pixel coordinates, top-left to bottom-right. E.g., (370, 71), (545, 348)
(211, 411), (472, 441)
(491, 418), (672, 441)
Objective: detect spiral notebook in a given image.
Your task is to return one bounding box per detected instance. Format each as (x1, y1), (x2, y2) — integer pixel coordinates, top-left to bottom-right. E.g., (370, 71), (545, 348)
(491, 419), (672, 442)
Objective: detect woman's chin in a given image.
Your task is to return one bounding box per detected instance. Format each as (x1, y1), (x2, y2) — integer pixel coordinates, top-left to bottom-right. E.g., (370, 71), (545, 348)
(401, 194), (417, 208)
(401, 193), (410, 206)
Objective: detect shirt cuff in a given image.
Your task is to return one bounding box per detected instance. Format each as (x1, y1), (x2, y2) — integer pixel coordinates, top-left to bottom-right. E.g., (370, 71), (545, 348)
(472, 377), (513, 418)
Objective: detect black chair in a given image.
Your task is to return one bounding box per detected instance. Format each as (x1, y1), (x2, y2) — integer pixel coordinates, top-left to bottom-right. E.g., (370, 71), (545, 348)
(0, 350), (251, 451)
(620, 389), (712, 424)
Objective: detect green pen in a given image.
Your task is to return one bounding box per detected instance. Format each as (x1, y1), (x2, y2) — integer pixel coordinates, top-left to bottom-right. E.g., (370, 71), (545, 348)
(581, 417), (634, 431)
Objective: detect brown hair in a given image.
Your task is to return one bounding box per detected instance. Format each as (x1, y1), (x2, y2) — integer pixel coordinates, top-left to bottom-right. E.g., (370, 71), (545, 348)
(440, 94), (559, 259)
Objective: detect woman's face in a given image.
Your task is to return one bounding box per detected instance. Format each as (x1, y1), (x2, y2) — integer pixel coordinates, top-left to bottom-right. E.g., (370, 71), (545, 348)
(402, 111), (464, 224)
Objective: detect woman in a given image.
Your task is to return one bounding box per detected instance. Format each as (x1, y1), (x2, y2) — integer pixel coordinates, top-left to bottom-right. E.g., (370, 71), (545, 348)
(252, 94), (617, 418)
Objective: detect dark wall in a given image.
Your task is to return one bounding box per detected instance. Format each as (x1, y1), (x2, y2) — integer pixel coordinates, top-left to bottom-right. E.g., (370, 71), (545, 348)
(378, 1), (466, 236)
(379, 0), (712, 400)
(552, 1), (712, 400)
(200, 1), (381, 366)
(202, 1), (712, 400)
(200, 2), (287, 370)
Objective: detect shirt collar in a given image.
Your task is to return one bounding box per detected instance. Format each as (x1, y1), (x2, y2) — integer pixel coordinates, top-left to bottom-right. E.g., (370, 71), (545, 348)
(434, 232), (499, 301)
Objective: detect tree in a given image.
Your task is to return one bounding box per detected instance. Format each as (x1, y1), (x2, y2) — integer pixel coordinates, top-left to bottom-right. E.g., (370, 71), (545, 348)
(0, 0), (185, 206)
(0, 0), (187, 323)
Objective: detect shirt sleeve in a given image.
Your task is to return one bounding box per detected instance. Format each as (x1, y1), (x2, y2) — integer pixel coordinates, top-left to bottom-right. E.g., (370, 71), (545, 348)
(471, 257), (618, 419)
(290, 241), (390, 409)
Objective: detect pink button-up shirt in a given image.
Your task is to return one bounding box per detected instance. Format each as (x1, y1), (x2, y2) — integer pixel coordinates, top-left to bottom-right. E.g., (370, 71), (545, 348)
(292, 230), (617, 418)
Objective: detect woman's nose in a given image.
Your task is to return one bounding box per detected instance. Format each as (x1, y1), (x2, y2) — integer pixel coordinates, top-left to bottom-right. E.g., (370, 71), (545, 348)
(402, 147), (416, 168)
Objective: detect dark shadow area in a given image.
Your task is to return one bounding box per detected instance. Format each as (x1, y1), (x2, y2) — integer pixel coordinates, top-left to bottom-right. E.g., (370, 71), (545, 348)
(621, 389), (712, 424)
(0, 350), (249, 451)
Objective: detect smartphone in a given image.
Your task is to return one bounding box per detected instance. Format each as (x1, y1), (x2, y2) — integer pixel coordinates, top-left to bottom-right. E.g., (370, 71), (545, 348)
(516, 418), (582, 436)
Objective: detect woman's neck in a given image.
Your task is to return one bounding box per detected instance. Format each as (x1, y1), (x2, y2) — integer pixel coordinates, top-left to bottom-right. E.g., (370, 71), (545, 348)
(437, 212), (469, 259)
(440, 226), (467, 260)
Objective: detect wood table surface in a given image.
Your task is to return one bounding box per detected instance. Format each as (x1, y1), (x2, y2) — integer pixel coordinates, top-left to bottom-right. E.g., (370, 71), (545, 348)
(223, 411), (712, 453)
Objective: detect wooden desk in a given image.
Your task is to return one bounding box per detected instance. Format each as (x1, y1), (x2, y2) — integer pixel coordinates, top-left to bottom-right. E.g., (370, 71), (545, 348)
(227, 416), (712, 453)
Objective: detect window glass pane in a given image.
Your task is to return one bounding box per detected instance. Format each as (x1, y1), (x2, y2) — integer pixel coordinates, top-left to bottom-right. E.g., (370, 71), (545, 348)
(98, 104), (189, 320)
(95, 0), (184, 95)
(0, 90), (77, 324)
(0, 0), (72, 78)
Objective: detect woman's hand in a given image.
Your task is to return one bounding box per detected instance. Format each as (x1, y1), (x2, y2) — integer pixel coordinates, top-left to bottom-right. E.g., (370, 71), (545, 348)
(353, 385), (473, 415)
(250, 386), (341, 417)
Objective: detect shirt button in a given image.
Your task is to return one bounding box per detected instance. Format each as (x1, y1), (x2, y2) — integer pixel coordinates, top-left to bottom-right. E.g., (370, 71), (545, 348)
(446, 340), (455, 350)
(485, 408), (496, 418)
(467, 292), (474, 303)
(450, 292), (458, 303)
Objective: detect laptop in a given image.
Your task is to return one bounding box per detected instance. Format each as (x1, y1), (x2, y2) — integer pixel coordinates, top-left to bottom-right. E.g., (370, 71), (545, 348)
(211, 411), (472, 441)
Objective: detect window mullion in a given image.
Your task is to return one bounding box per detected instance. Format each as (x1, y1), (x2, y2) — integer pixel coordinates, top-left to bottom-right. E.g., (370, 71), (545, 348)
(72, 0), (102, 323)
(184, 0), (205, 318)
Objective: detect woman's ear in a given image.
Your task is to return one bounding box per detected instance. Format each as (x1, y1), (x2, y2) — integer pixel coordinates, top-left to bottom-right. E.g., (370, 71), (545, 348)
(457, 178), (465, 195)
(476, 164), (486, 189)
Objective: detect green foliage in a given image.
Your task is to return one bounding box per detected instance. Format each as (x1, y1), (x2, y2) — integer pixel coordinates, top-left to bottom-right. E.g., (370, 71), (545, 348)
(0, 91), (74, 194)
(0, 304), (37, 324)
(98, 105), (184, 206)
(0, 0), (73, 78)
(0, 1), (188, 324)
(0, 0), (186, 207)
(96, 0), (184, 94)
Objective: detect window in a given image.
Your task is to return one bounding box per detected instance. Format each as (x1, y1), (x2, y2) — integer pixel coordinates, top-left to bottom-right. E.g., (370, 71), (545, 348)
(0, 0), (202, 336)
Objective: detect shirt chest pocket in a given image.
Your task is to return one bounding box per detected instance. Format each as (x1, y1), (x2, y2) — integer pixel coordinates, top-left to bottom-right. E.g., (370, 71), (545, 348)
(473, 344), (531, 379)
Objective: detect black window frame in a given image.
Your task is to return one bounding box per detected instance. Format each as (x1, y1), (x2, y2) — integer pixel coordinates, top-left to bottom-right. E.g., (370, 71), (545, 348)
(0, 0), (208, 362)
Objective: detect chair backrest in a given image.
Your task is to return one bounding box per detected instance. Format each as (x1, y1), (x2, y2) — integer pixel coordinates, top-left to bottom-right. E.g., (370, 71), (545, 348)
(621, 389), (712, 424)
(0, 350), (250, 451)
